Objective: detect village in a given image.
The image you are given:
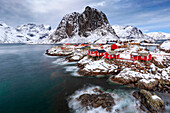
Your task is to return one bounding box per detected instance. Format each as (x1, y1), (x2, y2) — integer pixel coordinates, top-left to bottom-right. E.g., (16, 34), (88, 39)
(46, 39), (170, 91)
(47, 40), (158, 62)
(46, 40), (170, 112)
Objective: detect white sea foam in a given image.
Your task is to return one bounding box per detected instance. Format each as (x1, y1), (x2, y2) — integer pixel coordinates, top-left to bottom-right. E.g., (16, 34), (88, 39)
(43, 53), (59, 58)
(52, 57), (66, 65)
(68, 86), (143, 113)
(64, 66), (82, 77)
(64, 66), (78, 72)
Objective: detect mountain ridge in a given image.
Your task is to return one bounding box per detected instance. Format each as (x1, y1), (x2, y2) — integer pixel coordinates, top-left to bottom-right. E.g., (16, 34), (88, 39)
(0, 22), (53, 44)
(0, 6), (170, 44)
(50, 6), (118, 43)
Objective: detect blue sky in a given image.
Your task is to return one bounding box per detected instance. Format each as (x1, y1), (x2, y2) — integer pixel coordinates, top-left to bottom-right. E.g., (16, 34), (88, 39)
(0, 0), (170, 33)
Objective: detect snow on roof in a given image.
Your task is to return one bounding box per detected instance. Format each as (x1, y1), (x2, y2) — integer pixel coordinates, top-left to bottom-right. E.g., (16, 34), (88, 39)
(138, 50), (149, 56)
(119, 53), (131, 59)
(131, 52), (138, 56)
(106, 50), (117, 55)
(115, 48), (125, 51)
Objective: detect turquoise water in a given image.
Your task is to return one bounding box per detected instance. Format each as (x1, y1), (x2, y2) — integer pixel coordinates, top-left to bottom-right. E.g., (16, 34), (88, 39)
(0, 45), (169, 113)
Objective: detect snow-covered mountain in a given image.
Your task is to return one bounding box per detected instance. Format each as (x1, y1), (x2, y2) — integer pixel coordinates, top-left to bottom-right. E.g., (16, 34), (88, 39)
(0, 22), (53, 44)
(112, 24), (170, 41)
(50, 6), (118, 43)
(146, 32), (170, 40)
(112, 25), (148, 40)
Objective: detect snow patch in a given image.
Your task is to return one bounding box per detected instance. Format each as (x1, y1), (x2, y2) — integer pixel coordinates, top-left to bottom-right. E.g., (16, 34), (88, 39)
(152, 95), (161, 100)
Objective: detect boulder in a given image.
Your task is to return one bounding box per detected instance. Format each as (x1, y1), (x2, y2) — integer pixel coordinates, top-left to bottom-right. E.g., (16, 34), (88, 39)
(136, 79), (158, 90)
(46, 48), (73, 56)
(133, 89), (165, 113)
(77, 92), (115, 112)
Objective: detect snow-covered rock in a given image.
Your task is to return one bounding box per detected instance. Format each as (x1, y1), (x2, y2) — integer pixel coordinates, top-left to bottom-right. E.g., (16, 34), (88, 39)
(0, 22), (54, 44)
(77, 57), (118, 76)
(66, 52), (85, 61)
(46, 46), (73, 56)
(50, 6), (118, 43)
(110, 65), (170, 92)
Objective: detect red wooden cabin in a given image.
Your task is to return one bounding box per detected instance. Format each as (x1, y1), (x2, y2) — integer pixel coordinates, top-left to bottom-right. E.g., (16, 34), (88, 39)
(138, 52), (152, 61)
(61, 47), (66, 49)
(130, 52), (139, 60)
(148, 54), (152, 61)
(104, 52), (120, 59)
(95, 50), (106, 57)
(88, 49), (98, 56)
(74, 44), (78, 47)
(81, 44), (85, 46)
(88, 49), (106, 57)
(111, 44), (117, 50)
(66, 43), (71, 45)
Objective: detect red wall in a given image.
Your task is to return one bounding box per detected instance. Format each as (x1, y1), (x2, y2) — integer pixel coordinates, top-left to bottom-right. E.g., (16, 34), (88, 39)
(148, 54), (152, 61)
(111, 44), (117, 50)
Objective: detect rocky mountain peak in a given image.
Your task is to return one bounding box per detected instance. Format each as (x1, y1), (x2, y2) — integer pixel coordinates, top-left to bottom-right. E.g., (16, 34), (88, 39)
(78, 6), (110, 37)
(50, 6), (118, 43)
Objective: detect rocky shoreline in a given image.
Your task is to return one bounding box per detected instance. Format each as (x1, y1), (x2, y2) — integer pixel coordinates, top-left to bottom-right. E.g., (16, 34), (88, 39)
(46, 49), (73, 56)
(109, 69), (170, 93)
(46, 45), (169, 112)
(77, 56), (120, 76)
(46, 46), (170, 93)
(68, 86), (166, 113)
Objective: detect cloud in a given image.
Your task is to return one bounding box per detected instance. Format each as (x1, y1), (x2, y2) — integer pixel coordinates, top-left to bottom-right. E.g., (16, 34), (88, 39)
(0, 0), (170, 33)
(0, 0), (34, 26)
(26, 0), (84, 13)
(89, 1), (106, 7)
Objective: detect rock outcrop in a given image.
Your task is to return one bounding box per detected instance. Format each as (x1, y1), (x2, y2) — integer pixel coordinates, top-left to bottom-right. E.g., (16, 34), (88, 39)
(65, 52), (85, 62)
(133, 90), (165, 113)
(76, 87), (115, 112)
(46, 47), (73, 56)
(77, 56), (119, 76)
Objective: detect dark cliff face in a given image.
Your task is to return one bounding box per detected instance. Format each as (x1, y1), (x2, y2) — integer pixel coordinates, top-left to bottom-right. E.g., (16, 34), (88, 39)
(78, 6), (109, 37)
(52, 12), (80, 42)
(50, 6), (118, 42)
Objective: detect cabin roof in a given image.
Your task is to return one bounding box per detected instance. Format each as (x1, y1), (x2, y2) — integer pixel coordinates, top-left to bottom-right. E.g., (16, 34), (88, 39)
(138, 50), (149, 56)
(138, 53), (149, 56)
(106, 51), (117, 55)
(80, 46), (89, 49)
(89, 49), (98, 52)
(96, 50), (106, 53)
(131, 52), (138, 56)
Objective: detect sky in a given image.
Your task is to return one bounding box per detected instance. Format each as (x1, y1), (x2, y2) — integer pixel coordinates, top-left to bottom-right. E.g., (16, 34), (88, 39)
(0, 0), (170, 33)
